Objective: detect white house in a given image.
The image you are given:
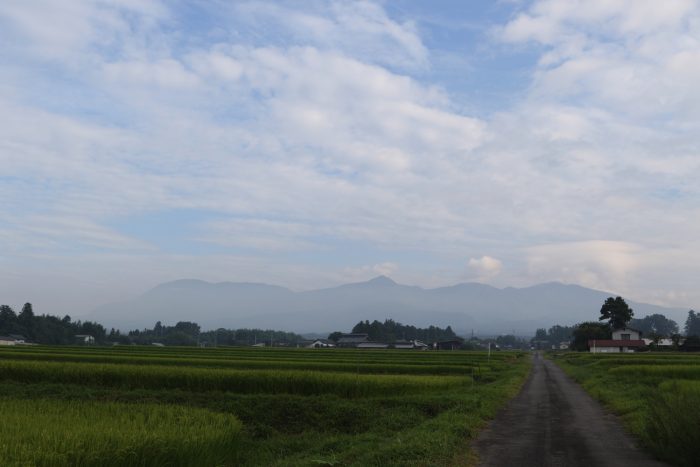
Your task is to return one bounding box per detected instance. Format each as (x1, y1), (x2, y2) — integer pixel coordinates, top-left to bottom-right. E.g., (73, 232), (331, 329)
(612, 327), (641, 341)
(589, 327), (645, 353)
(75, 334), (95, 345)
(394, 340), (429, 349)
(306, 339), (335, 348)
(642, 337), (684, 348)
(0, 336), (18, 346)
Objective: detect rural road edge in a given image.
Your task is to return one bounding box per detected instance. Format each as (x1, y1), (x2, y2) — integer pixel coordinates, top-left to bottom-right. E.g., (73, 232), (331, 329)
(473, 352), (668, 467)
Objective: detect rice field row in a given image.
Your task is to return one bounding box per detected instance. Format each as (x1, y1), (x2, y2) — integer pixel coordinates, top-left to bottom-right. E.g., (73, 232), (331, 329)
(0, 399), (243, 467)
(0, 348), (495, 375)
(552, 352), (700, 467)
(0, 359), (471, 397)
(0, 345), (530, 466)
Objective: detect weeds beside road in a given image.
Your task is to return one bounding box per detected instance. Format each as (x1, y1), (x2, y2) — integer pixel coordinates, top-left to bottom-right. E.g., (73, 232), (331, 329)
(552, 352), (700, 467)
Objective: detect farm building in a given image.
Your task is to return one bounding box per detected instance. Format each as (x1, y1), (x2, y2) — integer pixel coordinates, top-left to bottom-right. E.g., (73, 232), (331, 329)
(589, 327), (645, 353)
(394, 340), (429, 349)
(75, 334), (95, 345)
(357, 342), (389, 349)
(433, 340), (463, 350)
(306, 339), (335, 348)
(0, 336), (20, 346)
(642, 338), (683, 348)
(336, 333), (369, 348)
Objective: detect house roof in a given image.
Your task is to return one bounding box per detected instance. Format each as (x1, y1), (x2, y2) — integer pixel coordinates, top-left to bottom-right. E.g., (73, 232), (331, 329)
(588, 339), (645, 347)
(337, 335), (369, 344)
(357, 342), (389, 348)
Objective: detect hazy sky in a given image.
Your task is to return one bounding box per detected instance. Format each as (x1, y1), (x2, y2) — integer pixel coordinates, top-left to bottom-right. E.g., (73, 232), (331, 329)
(1, 0), (699, 317)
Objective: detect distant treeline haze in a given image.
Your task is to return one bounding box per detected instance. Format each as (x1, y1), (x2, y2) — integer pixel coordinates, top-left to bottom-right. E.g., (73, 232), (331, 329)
(344, 319), (458, 343)
(0, 303), (107, 345)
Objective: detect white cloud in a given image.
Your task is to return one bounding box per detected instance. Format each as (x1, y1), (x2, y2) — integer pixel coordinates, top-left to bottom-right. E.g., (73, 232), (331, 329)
(1, 0), (700, 315)
(468, 256), (503, 280)
(235, 1), (428, 69)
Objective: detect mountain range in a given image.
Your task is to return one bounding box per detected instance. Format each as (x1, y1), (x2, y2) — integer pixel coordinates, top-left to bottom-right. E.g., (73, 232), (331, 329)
(87, 276), (689, 336)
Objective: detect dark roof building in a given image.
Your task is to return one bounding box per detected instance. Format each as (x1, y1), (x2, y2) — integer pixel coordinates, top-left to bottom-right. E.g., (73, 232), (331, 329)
(336, 333), (369, 347)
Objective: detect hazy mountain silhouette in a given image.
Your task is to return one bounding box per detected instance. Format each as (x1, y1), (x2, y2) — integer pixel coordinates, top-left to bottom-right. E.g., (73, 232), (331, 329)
(88, 276), (687, 335)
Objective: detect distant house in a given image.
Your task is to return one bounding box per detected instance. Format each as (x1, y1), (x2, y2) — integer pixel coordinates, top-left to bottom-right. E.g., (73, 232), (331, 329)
(75, 334), (95, 345)
(306, 339), (335, 349)
(433, 340), (463, 351)
(0, 336), (19, 346)
(394, 340), (429, 350)
(336, 333), (369, 348)
(642, 338), (683, 348)
(393, 340), (416, 349)
(589, 327), (645, 353)
(357, 342), (389, 349)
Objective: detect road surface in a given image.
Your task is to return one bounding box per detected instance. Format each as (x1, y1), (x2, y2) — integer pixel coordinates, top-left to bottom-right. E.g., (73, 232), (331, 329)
(473, 352), (667, 467)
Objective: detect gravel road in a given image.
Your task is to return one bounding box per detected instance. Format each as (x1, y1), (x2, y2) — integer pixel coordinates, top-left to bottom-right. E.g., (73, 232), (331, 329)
(473, 352), (668, 467)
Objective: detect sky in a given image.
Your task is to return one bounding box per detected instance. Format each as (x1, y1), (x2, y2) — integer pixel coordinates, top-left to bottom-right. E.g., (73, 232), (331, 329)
(1, 0), (699, 317)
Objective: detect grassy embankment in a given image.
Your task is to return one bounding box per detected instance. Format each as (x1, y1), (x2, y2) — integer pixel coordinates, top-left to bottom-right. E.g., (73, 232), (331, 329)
(552, 352), (700, 467)
(0, 346), (529, 466)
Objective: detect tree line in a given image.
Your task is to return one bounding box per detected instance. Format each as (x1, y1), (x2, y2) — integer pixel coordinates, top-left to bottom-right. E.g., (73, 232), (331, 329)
(124, 321), (305, 346)
(340, 319), (459, 343)
(0, 303), (304, 346)
(0, 303), (107, 344)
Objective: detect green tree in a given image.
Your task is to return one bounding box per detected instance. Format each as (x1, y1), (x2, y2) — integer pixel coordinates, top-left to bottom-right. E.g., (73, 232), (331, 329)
(571, 321), (611, 351)
(684, 310), (700, 337)
(327, 331), (343, 342)
(599, 296), (634, 329)
(630, 313), (678, 337)
(17, 303), (35, 339)
(0, 305), (18, 333)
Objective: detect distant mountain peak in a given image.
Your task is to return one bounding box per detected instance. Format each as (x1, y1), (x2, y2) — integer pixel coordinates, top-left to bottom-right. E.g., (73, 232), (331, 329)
(366, 275), (397, 286)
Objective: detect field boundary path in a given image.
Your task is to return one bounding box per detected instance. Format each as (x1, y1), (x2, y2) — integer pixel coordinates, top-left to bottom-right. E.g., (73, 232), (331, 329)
(473, 352), (668, 467)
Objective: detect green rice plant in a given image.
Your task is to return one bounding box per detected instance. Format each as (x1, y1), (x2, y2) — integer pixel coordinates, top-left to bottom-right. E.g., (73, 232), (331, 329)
(609, 364), (700, 380)
(0, 350), (488, 375)
(642, 380), (700, 467)
(0, 347), (530, 466)
(0, 398), (242, 467)
(0, 360), (470, 397)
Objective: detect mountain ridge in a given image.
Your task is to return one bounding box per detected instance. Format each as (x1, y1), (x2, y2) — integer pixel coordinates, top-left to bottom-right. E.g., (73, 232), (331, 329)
(87, 276), (688, 335)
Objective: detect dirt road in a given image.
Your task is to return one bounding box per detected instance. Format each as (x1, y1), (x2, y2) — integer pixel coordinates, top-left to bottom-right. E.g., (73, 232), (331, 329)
(473, 352), (667, 467)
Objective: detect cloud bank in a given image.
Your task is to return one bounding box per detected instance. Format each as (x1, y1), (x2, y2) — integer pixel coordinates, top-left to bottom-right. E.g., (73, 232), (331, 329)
(1, 0), (699, 316)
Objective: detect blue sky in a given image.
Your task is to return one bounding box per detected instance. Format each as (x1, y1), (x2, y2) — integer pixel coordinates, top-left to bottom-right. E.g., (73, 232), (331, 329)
(1, 0), (700, 316)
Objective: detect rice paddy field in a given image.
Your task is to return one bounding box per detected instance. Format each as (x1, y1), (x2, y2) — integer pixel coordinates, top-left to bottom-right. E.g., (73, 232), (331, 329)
(552, 352), (700, 467)
(0, 345), (529, 466)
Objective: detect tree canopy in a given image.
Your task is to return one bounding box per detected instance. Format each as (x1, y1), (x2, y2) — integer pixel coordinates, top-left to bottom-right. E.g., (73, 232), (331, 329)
(571, 321), (611, 351)
(629, 313), (678, 337)
(0, 303), (106, 344)
(685, 310), (700, 337)
(599, 296), (634, 329)
(349, 319), (458, 343)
